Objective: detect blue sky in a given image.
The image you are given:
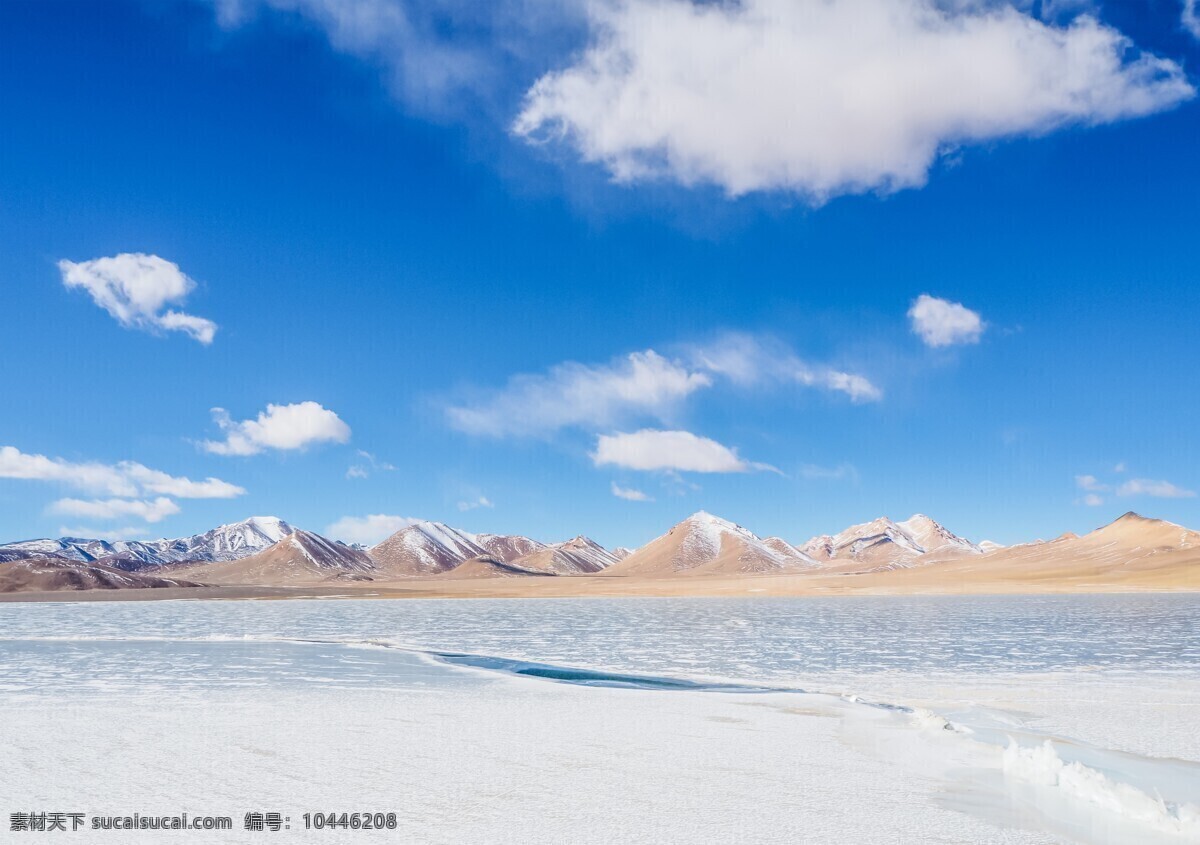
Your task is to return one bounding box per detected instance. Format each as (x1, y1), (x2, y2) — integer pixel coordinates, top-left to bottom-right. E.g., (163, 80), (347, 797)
(2, 0), (1200, 549)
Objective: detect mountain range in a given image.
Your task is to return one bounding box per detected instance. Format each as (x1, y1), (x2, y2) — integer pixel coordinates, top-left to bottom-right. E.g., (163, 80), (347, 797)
(0, 510), (1195, 595)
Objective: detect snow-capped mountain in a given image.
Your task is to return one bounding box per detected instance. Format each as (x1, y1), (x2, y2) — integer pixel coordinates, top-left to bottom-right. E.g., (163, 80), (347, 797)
(799, 514), (979, 567)
(896, 514), (980, 556)
(0, 516), (296, 568)
(367, 522), (623, 577)
(607, 511), (820, 576)
(510, 536), (618, 575)
(369, 521), (489, 575)
(612, 547), (635, 561)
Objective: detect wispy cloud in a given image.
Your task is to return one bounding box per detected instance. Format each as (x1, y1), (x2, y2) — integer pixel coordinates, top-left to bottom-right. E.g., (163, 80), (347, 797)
(1185, 0), (1200, 39)
(687, 333), (881, 402)
(457, 496), (494, 512)
(1116, 478), (1196, 499)
(592, 429), (777, 474)
(202, 402), (352, 456)
(326, 513), (423, 546)
(448, 335), (880, 440)
(59, 253), (217, 344)
(515, 0), (1192, 200)
(610, 481), (653, 501)
(446, 350), (711, 438)
(1075, 474), (1109, 492)
(346, 450), (396, 480)
(49, 497), (180, 524)
(909, 295), (986, 348)
(209, 0), (580, 121)
(0, 445), (244, 499)
(798, 463), (859, 482)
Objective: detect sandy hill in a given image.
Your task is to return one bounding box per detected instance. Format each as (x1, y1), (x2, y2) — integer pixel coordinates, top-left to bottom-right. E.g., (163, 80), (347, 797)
(0, 558), (204, 593)
(510, 536), (618, 575)
(606, 512), (820, 577)
(931, 512), (1200, 582)
(171, 530), (375, 586)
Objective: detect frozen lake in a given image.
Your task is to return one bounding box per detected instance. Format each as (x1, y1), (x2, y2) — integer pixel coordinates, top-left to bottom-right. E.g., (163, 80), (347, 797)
(0, 595), (1197, 843)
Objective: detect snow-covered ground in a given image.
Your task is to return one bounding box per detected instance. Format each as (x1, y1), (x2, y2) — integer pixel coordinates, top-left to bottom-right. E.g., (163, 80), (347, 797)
(0, 595), (1196, 844)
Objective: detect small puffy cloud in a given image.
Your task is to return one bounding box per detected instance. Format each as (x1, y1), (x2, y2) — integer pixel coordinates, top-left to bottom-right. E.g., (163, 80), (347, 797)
(1116, 478), (1196, 499)
(1082, 493), (1105, 507)
(326, 513), (423, 546)
(908, 295), (986, 348)
(203, 402), (352, 456)
(1075, 474), (1109, 492)
(447, 350), (711, 438)
(59, 253), (217, 344)
(0, 445), (244, 499)
(611, 481), (653, 501)
(689, 334), (881, 402)
(1185, 0), (1200, 39)
(346, 466), (369, 480)
(592, 429), (775, 473)
(515, 0), (1192, 200)
(49, 497), (181, 524)
(1113, 462), (1127, 473)
(457, 496), (495, 512)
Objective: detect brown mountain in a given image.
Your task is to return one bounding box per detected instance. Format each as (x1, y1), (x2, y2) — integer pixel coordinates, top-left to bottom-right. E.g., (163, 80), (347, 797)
(369, 522), (487, 576)
(509, 536), (618, 575)
(0, 558), (204, 593)
(606, 512), (820, 577)
(436, 555), (556, 579)
(171, 530), (375, 586)
(474, 534), (547, 562)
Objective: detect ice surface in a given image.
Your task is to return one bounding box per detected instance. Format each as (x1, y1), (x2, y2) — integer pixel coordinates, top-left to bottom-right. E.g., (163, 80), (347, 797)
(0, 594), (1197, 843)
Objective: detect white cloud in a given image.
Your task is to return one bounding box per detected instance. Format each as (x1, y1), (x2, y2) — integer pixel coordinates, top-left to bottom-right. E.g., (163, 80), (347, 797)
(59, 253), (217, 344)
(611, 481), (653, 501)
(203, 402), (352, 456)
(49, 497), (181, 524)
(1082, 493), (1104, 507)
(1185, 0), (1200, 39)
(326, 513), (423, 546)
(516, 0), (1191, 200)
(689, 334), (881, 402)
(1113, 461), (1127, 473)
(1075, 474), (1109, 492)
(346, 466), (369, 480)
(592, 429), (775, 473)
(447, 350), (711, 437)
(457, 496), (495, 512)
(0, 445), (245, 499)
(908, 295), (986, 348)
(1116, 478), (1196, 499)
